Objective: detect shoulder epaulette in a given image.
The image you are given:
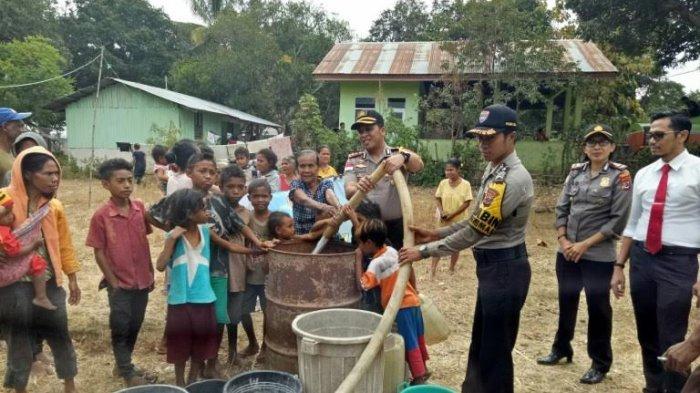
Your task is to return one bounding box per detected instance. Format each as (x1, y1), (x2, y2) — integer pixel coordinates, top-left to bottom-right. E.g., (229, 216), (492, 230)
(609, 162), (628, 171)
(570, 162), (587, 171)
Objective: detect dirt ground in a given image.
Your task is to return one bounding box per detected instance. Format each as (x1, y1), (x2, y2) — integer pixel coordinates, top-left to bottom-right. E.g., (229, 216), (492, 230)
(0, 178), (697, 392)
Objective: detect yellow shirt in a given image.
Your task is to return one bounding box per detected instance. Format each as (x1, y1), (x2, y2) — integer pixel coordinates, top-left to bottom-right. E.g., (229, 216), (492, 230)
(435, 178), (473, 226)
(318, 165), (338, 179)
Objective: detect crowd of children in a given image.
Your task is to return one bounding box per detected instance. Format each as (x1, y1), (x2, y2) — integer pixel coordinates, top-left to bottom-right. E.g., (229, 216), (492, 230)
(83, 138), (450, 388)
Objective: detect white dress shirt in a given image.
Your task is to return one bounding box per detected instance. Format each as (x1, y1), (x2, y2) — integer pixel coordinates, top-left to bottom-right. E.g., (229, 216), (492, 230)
(623, 149), (700, 248)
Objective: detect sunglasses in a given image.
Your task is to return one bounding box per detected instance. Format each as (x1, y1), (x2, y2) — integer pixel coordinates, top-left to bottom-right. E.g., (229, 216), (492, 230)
(585, 139), (611, 147)
(646, 131), (675, 141)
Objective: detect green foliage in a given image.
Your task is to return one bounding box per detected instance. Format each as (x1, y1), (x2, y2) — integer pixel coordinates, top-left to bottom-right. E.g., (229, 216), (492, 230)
(146, 122), (182, 148)
(170, 1), (350, 129)
(0, 36), (73, 127)
(54, 151), (102, 179)
(290, 94), (358, 171)
(59, 0), (186, 88)
(410, 139), (484, 187)
(641, 81), (687, 115)
(0, 0), (59, 43)
(384, 116), (419, 151)
(367, 0), (431, 42)
(565, 0), (700, 66)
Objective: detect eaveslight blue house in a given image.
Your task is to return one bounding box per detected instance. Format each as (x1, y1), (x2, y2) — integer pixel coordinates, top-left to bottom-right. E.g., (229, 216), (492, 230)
(47, 78), (279, 160)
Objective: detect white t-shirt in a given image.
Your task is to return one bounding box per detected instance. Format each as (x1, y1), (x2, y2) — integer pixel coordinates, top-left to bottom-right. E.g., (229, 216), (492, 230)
(166, 172), (192, 196)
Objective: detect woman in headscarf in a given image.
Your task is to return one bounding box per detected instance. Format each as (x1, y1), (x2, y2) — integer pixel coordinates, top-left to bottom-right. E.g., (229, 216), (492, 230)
(0, 146), (80, 393)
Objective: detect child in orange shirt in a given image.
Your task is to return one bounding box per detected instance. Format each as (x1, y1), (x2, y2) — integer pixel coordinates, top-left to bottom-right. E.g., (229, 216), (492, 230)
(0, 191), (55, 310)
(358, 219), (429, 385)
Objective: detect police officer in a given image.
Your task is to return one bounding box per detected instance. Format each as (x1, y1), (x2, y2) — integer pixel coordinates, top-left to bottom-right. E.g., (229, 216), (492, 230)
(343, 110), (424, 249)
(400, 104), (533, 393)
(536, 124), (632, 385)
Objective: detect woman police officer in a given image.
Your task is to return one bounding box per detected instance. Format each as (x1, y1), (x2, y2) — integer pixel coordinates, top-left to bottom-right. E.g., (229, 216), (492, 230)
(536, 124), (632, 384)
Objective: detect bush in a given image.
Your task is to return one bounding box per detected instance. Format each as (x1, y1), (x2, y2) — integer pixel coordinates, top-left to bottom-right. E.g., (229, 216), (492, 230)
(410, 139), (484, 187)
(54, 152), (102, 180)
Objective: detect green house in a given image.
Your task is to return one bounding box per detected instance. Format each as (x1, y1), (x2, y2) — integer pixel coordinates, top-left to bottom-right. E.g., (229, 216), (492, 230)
(314, 41), (617, 135)
(47, 78), (279, 159)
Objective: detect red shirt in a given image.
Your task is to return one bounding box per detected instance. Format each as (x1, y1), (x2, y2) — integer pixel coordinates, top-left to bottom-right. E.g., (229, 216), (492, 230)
(0, 226), (21, 256)
(86, 198), (154, 289)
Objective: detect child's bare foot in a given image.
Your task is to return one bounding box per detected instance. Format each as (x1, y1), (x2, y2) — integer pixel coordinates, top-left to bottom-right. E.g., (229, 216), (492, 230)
(239, 344), (259, 357)
(33, 297), (57, 311)
(227, 352), (239, 366)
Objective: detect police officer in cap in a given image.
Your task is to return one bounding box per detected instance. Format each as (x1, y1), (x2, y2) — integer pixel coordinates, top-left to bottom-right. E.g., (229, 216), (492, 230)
(537, 124), (631, 385)
(344, 109), (424, 248)
(400, 104), (533, 393)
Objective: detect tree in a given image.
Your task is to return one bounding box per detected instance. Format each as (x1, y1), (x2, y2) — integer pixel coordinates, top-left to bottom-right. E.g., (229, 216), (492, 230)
(0, 0), (59, 43)
(189, 0), (239, 24)
(0, 36), (73, 127)
(290, 94), (357, 170)
(641, 80), (687, 115)
(169, 10), (280, 122)
(59, 0), (187, 88)
(423, 0), (569, 143)
(368, 0), (431, 42)
(565, 0), (700, 67)
(170, 1), (350, 129)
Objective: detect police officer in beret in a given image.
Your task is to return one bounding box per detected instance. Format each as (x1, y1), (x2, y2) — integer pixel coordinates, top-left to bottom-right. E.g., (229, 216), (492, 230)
(537, 124), (631, 385)
(343, 110), (424, 249)
(400, 104), (533, 393)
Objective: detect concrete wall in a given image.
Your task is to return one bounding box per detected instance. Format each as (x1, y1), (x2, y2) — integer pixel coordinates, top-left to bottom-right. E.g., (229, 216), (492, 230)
(338, 81), (420, 130)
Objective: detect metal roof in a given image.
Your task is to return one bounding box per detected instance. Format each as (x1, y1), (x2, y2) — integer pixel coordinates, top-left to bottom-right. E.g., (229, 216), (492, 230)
(313, 40), (617, 81)
(47, 78), (280, 128)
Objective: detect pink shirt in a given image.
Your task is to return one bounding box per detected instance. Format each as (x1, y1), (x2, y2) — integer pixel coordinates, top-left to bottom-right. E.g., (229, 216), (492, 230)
(86, 198), (154, 290)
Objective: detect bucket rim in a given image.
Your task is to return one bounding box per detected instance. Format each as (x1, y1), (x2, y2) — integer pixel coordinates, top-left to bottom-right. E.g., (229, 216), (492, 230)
(291, 308), (382, 345)
(268, 242), (356, 257)
(223, 370), (301, 390)
(113, 384), (188, 393)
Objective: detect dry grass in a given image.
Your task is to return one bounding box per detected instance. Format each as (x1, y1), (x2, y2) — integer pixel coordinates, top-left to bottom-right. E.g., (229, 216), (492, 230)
(0, 179), (696, 392)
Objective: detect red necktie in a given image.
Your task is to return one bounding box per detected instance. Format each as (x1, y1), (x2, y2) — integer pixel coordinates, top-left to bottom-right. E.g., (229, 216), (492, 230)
(645, 163), (671, 254)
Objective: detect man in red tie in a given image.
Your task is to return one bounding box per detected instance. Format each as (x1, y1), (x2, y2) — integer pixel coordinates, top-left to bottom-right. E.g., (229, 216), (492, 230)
(610, 112), (700, 393)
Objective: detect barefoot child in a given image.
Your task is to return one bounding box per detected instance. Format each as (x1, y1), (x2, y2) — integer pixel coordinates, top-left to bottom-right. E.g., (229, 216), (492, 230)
(358, 219), (430, 385)
(85, 159), (157, 387)
(0, 190), (54, 310)
(206, 167), (273, 370)
(156, 189), (218, 387)
(431, 158), (472, 279)
(241, 179), (274, 360)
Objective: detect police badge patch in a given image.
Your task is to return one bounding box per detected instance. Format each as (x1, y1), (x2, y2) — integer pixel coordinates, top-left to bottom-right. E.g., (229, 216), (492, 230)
(479, 110), (489, 123)
(482, 187), (499, 206)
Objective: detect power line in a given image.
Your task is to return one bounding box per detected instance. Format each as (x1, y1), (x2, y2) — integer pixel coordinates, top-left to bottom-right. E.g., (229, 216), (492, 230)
(667, 68), (699, 77)
(0, 53), (103, 90)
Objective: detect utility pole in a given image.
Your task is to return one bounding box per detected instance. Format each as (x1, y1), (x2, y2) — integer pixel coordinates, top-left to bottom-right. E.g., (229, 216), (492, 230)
(88, 46), (105, 208)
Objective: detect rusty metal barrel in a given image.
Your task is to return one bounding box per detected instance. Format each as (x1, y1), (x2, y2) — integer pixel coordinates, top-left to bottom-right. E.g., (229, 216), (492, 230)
(264, 240), (361, 373)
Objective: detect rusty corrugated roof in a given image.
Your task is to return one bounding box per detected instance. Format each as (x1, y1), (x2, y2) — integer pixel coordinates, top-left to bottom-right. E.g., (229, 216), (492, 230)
(314, 40), (617, 81)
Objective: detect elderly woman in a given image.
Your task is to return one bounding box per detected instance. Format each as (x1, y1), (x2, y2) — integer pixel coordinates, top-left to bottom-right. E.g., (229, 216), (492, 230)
(1, 146), (80, 393)
(536, 125), (632, 385)
(278, 155), (298, 192)
(289, 150), (340, 234)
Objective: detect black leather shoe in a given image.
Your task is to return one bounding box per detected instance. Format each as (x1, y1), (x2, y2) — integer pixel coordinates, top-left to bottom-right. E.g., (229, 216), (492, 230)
(537, 351), (572, 365)
(580, 368), (606, 384)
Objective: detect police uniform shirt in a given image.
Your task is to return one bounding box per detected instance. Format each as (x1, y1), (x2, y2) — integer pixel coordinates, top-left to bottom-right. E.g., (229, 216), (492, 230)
(343, 146), (403, 221)
(424, 151), (534, 256)
(555, 161), (632, 262)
